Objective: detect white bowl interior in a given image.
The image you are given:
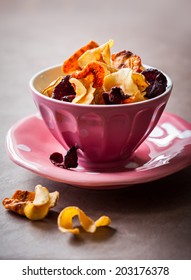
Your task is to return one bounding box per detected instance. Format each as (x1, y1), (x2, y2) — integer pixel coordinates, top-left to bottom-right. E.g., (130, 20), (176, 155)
(33, 65), (63, 93)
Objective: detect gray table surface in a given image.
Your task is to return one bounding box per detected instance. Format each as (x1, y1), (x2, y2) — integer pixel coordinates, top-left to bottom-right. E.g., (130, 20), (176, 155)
(0, 0), (191, 260)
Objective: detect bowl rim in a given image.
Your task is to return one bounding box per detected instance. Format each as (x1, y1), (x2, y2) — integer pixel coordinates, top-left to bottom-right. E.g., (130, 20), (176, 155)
(29, 64), (173, 108)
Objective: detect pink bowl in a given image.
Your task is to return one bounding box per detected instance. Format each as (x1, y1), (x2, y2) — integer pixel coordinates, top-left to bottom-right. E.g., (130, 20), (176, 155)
(30, 65), (172, 170)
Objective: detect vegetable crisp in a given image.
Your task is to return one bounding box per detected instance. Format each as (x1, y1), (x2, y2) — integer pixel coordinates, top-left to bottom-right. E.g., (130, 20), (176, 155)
(2, 185), (59, 220)
(58, 206), (111, 235)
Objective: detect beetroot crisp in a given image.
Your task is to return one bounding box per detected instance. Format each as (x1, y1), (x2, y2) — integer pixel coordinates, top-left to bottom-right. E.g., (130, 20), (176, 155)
(142, 68), (167, 98)
(50, 146), (78, 169)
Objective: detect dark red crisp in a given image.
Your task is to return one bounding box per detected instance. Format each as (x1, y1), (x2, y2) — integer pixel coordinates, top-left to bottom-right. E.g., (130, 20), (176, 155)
(52, 75), (76, 101)
(49, 152), (64, 167)
(49, 146), (78, 169)
(142, 68), (167, 99)
(64, 146), (78, 169)
(103, 87), (130, 104)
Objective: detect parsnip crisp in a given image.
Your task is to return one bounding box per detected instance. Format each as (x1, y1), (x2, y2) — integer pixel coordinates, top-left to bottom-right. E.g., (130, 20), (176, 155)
(58, 206), (111, 234)
(2, 185), (59, 220)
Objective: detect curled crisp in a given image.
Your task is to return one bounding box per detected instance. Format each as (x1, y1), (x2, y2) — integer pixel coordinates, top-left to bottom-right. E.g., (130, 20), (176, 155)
(72, 61), (106, 89)
(78, 39), (114, 69)
(103, 68), (148, 103)
(111, 50), (144, 72)
(62, 40), (99, 74)
(2, 185), (59, 220)
(58, 206), (111, 234)
(70, 77), (95, 104)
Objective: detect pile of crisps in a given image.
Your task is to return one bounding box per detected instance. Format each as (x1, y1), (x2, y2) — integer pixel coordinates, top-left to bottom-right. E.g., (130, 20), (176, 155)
(42, 39), (149, 105)
(2, 185), (111, 234)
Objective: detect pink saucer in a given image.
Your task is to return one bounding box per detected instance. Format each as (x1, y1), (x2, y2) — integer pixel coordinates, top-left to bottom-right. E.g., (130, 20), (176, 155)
(6, 112), (191, 189)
